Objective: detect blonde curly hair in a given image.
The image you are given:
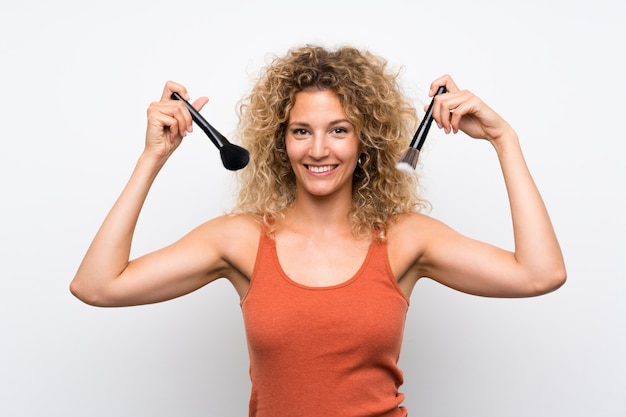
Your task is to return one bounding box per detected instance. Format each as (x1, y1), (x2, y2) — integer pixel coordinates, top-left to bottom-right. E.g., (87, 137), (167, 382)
(232, 45), (428, 239)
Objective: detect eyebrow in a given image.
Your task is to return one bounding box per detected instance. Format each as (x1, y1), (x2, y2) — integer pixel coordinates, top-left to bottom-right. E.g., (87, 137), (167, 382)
(287, 119), (353, 128)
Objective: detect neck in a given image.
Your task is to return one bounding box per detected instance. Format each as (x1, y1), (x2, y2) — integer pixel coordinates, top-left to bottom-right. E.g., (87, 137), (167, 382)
(282, 191), (354, 237)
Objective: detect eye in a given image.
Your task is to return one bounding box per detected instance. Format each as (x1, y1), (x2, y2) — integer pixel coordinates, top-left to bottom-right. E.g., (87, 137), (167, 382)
(292, 128), (309, 136)
(330, 125), (351, 137)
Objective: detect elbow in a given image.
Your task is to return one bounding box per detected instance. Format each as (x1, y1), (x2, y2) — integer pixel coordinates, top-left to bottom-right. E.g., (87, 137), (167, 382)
(69, 278), (92, 305)
(69, 276), (107, 307)
(556, 266), (567, 288)
(533, 265), (567, 296)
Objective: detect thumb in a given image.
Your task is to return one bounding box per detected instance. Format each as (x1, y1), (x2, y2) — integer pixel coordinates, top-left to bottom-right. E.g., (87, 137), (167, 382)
(192, 96), (209, 112)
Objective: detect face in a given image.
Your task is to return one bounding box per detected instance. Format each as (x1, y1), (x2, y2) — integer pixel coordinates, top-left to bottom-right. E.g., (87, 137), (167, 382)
(286, 89), (360, 199)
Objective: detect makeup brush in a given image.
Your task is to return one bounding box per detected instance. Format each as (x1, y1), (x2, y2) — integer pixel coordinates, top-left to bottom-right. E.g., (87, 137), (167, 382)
(396, 86), (446, 172)
(171, 92), (249, 171)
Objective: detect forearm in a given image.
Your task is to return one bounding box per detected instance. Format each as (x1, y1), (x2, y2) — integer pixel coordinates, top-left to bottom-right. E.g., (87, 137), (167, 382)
(492, 130), (566, 289)
(70, 152), (166, 302)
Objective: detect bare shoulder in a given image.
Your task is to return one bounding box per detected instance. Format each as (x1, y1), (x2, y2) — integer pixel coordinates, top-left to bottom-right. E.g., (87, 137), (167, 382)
(195, 212), (262, 238)
(386, 212), (453, 295)
(185, 213), (262, 285)
(386, 213), (431, 278)
(387, 212), (448, 244)
(180, 213), (260, 298)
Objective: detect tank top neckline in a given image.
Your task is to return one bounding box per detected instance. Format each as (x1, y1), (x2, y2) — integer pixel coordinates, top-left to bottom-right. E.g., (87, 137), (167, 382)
(267, 233), (378, 291)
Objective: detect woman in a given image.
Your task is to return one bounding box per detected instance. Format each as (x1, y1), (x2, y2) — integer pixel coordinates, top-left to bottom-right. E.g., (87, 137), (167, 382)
(71, 45), (566, 416)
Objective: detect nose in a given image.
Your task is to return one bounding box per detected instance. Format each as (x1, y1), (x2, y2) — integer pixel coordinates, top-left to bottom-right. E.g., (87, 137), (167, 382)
(308, 133), (329, 159)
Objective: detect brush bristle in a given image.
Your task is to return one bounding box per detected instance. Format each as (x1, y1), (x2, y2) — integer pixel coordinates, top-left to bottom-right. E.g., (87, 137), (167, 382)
(220, 143), (250, 171)
(395, 148), (420, 173)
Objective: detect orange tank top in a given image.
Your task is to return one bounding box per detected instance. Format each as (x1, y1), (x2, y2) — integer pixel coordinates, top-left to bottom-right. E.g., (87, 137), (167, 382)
(240, 230), (410, 417)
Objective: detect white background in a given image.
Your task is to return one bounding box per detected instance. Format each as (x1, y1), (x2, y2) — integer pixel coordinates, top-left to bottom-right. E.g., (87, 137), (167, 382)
(1, 1), (624, 416)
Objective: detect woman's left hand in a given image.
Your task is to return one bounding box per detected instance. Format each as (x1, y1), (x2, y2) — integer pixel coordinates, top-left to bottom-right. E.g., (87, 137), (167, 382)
(428, 74), (514, 143)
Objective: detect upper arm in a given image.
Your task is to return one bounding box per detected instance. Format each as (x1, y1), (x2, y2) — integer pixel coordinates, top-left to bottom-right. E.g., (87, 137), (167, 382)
(392, 214), (559, 298)
(89, 215), (258, 307)
(419, 222), (526, 297)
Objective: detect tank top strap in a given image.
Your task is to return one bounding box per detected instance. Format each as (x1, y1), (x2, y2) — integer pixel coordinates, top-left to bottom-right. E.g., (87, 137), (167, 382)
(241, 224), (276, 306)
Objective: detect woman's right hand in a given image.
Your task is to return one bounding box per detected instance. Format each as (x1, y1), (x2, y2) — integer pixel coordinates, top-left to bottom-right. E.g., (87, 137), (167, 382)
(144, 80), (209, 161)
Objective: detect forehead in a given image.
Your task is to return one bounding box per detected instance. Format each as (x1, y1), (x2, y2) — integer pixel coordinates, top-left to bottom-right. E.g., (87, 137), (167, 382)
(290, 89), (346, 120)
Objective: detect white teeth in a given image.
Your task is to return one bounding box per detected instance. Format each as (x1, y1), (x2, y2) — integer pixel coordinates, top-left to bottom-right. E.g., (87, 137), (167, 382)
(308, 165), (336, 173)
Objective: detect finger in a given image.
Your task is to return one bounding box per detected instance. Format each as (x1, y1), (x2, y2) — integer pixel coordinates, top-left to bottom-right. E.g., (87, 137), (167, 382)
(170, 101), (194, 138)
(448, 104), (466, 134)
(176, 96), (209, 135)
(160, 114), (182, 144)
(434, 90), (476, 133)
(428, 75), (460, 133)
(148, 101), (190, 141)
(450, 91), (486, 134)
(447, 98), (475, 134)
(192, 96), (209, 112)
(161, 80), (190, 102)
(147, 105), (180, 144)
(431, 92), (456, 133)
(429, 74), (459, 96)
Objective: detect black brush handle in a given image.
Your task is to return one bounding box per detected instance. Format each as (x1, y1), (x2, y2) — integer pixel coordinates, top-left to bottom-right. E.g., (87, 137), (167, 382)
(409, 86), (447, 150)
(171, 92), (228, 149)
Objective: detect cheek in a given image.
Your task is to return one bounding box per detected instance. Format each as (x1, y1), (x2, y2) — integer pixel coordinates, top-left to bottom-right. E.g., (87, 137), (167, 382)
(284, 138), (299, 161)
(285, 139), (308, 168)
(341, 139), (361, 161)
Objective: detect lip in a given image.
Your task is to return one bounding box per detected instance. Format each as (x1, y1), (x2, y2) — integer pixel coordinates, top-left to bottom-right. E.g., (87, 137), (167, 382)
(305, 164), (339, 174)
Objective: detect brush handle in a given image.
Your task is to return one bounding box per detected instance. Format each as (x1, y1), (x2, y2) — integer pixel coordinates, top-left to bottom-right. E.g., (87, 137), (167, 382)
(409, 86), (447, 150)
(171, 92), (228, 149)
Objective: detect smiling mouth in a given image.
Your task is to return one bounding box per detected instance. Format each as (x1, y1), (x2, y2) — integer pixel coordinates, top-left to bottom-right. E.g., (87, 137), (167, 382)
(306, 165), (338, 173)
